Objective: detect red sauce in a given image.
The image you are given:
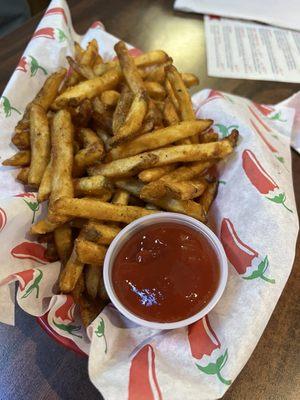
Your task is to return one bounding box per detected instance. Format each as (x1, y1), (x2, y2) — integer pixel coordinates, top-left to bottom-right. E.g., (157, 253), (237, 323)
(112, 222), (220, 323)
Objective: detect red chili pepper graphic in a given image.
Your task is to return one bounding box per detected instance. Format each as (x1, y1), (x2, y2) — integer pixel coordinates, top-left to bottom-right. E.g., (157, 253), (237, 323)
(44, 7), (68, 23)
(16, 56), (27, 73)
(198, 89), (233, 110)
(14, 269), (35, 291)
(11, 242), (49, 264)
(32, 27), (55, 40)
(220, 218), (275, 283)
(250, 119), (277, 152)
(54, 295), (75, 323)
(14, 192), (35, 198)
(0, 207), (7, 232)
(128, 344), (162, 400)
(188, 315), (221, 359)
(90, 20), (104, 30)
(242, 149), (292, 212)
(252, 102), (274, 117)
(249, 106), (271, 132)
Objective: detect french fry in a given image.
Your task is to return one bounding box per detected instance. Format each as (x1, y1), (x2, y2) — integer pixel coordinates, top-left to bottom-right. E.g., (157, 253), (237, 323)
(74, 41), (84, 61)
(54, 224), (73, 264)
(108, 120), (212, 160)
(91, 97), (112, 133)
(89, 134), (237, 178)
(59, 245), (84, 293)
(17, 167), (29, 184)
(2, 150), (30, 166)
(30, 218), (64, 235)
(85, 264), (102, 299)
(96, 128), (111, 152)
(73, 128), (104, 177)
(28, 104), (51, 186)
(12, 130), (30, 150)
(67, 56), (96, 80)
(199, 131), (219, 143)
(35, 68), (67, 110)
(37, 160), (52, 202)
(48, 110), (74, 222)
(45, 241), (59, 262)
(164, 178), (208, 200)
(52, 68), (122, 109)
(71, 99), (92, 127)
(54, 197), (157, 223)
(74, 175), (112, 197)
(181, 73), (199, 88)
(165, 79), (179, 110)
(76, 238), (107, 264)
(82, 221), (120, 245)
(112, 85), (134, 133)
(101, 90), (120, 107)
(69, 218), (87, 229)
(109, 92), (148, 146)
(112, 189), (130, 205)
(144, 81), (166, 100)
(138, 165), (177, 183)
(141, 99), (162, 133)
(79, 295), (103, 327)
(200, 180), (219, 216)
(71, 272), (85, 304)
(163, 97), (180, 126)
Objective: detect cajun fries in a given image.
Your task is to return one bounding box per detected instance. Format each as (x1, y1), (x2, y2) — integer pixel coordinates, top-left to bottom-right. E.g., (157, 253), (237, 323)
(3, 40), (239, 327)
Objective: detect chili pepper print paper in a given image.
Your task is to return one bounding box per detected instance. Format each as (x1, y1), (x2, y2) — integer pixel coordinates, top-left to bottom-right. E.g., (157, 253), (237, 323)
(0, 0), (299, 399)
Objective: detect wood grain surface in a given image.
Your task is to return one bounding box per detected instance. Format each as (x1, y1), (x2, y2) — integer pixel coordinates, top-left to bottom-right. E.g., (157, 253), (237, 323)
(0, 1), (299, 399)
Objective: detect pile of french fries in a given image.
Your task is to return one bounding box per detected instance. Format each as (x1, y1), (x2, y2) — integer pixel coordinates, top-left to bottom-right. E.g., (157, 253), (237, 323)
(3, 39), (238, 326)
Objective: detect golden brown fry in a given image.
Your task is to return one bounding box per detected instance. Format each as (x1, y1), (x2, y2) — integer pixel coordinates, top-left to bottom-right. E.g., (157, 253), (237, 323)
(101, 90), (120, 107)
(73, 128), (104, 177)
(67, 56), (96, 80)
(141, 99), (162, 133)
(163, 97), (180, 126)
(35, 68), (67, 110)
(2, 150), (30, 166)
(71, 99), (92, 127)
(91, 97), (112, 133)
(111, 189), (130, 205)
(164, 178), (208, 200)
(199, 131), (219, 143)
(28, 104), (51, 186)
(30, 218), (64, 235)
(95, 128), (111, 152)
(76, 238), (107, 264)
(112, 85), (134, 133)
(82, 221), (120, 245)
(52, 68), (122, 109)
(138, 165), (177, 183)
(74, 175), (112, 197)
(48, 110), (74, 222)
(12, 130), (30, 150)
(81, 39), (99, 66)
(16, 167), (29, 184)
(74, 41), (84, 61)
(165, 79), (179, 111)
(109, 92), (148, 146)
(200, 180), (219, 216)
(59, 245), (84, 293)
(89, 135), (236, 178)
(108, 120), (212, 160)
(54, 197), (157, 223)
(181, 73), (199, 88)
(37, 160), (52, 202)
(54, 224), (73, 264)
(85, 264), (101, 299)
(144, 81), (166, 101)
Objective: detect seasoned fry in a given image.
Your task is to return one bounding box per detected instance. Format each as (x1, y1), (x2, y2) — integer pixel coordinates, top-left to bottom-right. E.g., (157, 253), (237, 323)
(54, 197), (156, 223)
(71, 98), (92, 127)
(165, 79), (179, 110)
(54, 224), (73, 264)
(181, 73), (199, 88)
(163, 97), (180, 126)
(112, 85), (134, 133)
(30, 218), (64, 235)
(28, 104), (51, 186)
(37, 160), (52, 202)
(138, 165), (177, 183)
(112, 189), (130, 205)
(92, 97), (112, 133)
(59, 245), (84, 293)
(85, 264), (102, 299)
(200, 180), (219, 216)
(67, 56), (96, 80)
(12, 130), (30, 150)
(74, 175), (112, 197)
(35, 68), (66, 110)
(76, 239), (107, 264)
(17, 167), (29, 184)
(2, 150), (30, 166)
(82, 221), (120, 245)
(89, 135), (237, 178)
(144, 81), (166, 100)
(74, 41), (84, 61)
(199, 131), (219, 143)
(164, 178), (208, 200)
(96, 128), (111, 152)
(48, 110), (74, 222)
(101, 90), (120, 107)
(52, 68), (122, 109)
(108, 120), (212, 160)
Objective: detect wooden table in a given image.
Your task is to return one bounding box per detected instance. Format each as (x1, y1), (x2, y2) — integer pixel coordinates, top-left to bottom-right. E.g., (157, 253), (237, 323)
(0, 1), (299, 399)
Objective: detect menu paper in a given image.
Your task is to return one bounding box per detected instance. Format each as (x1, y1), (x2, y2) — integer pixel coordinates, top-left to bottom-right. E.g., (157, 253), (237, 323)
(204, 16), (300, 83)
(0, 1), (299, 399)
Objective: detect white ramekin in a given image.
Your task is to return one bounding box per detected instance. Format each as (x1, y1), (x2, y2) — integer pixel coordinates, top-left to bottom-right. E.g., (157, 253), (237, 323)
(103, 212), (228, 330)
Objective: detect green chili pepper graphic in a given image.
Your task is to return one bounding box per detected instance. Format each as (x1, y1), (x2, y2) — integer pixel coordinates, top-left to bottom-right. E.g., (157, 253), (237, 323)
(214, 124), (239, 138)
(23, 200), (40, 223)
(243, 256), (275, 284)
(57, 28), (68, 42)
(29, 56), (47, 77)
(53, 319), (83, 338)
(95, 317), (108, 353)
(196, 349), (231, 385)
(269, 111), (286, 123)
(1, 96), (21, 117)
(21, 269), (43, 299)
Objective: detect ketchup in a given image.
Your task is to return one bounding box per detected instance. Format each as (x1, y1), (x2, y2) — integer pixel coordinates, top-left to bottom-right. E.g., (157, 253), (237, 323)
(112, 222), (220, 323)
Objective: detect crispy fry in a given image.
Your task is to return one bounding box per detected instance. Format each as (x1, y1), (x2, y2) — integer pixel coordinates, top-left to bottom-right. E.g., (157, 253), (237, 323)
(141, 99), (162, 133)
(52, 68), (122, 109)
(74, 41), (84, 61)
(48, 110), (74, 222)
(2, 150), (30, 166)
(95, 128), (111, 152)
(35, 68), (67, 110)
(82, 221), (120, 245)
(164, 178), (208, 200)
(85, 264), (101, 299)
(108, 120), (212, 160)
(76, 239), (107, 264)
(28, 104), (51, 186)
(30, 218), (64, 235)
(92, 97), (112, 133)
(181, 73), (199, 88)
(16, 167), (29, 184)
(54, 197), (157, 223)
(74, 175), (112, 197)
(54, 224), (73, 264)
(199, 131), (219, 143)
(67, 56), (96, 80)
(200, 180), (219, 216)
(12, 130), (30, 150)
(59, 245), (84, 293)
(163, 97), (180, 126)
(101, 90), (120, 107)
(89, 135), (236, 178)
(112, 189), (130, 205)
(144, 81), (166, 100)
(37, 160), (52, 202)
(109, 92), (148, 146)
(165, 79), (179, 110)
(138, 165), (177, 183)
(71, 99), (92, 127)
(112, 85), (134, 133)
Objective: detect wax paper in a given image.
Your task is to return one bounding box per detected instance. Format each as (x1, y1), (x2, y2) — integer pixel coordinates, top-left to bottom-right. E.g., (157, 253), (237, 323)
(0, 1), (298, 399)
